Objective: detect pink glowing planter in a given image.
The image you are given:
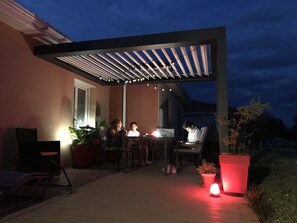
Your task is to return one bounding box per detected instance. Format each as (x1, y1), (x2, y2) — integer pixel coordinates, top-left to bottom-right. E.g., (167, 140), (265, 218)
(201, 173), (216, 188)
(219, 154), (250, 195)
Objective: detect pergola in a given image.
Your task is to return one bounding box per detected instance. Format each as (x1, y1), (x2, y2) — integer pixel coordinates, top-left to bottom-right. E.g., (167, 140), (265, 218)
(33, 27), (228, 152)
(34, 28), (221, 85)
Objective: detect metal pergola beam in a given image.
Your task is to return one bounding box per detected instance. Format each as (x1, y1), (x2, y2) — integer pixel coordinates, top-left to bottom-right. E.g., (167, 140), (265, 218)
(34, 27), (225, 57)
(34, 27), (225, 86)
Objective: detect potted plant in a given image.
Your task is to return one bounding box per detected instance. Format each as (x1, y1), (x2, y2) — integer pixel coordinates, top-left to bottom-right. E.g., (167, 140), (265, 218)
(197, 160), (217, 188)
(69, 125), (98, 168)
(218, 98), (271, 194)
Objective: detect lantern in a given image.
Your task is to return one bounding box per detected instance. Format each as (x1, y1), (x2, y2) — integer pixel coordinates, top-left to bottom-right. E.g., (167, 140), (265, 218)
(210, 183), (220, 197)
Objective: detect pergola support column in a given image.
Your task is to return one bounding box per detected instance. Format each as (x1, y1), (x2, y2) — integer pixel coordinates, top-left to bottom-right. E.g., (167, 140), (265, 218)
(216, 32), (228, 153)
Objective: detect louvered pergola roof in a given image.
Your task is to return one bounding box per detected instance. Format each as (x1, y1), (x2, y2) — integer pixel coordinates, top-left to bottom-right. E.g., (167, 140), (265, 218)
(34, 27), (225, 86)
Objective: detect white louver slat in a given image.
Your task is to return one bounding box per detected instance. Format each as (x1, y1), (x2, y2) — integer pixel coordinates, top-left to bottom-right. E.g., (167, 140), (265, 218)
(56, 44), (212, 84)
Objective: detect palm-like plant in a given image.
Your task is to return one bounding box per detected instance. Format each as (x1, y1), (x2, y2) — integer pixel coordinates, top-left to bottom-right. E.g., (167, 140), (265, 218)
(197, 160), (216, 174)
(69, 125), (97, 146)
(219, 98), (271, 154)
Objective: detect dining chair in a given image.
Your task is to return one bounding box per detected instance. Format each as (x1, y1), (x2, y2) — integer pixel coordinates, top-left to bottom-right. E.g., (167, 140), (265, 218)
(126, 137), (141, 168)
(98, 127), (126, 171)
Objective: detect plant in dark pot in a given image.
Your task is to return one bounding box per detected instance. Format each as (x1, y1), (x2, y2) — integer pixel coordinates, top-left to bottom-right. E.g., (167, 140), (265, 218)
(69, 125), (98, 168)
(218, 98), (271, 195)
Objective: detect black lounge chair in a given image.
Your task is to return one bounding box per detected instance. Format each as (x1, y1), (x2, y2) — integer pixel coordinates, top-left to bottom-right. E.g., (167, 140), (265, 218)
(0, 170), (54, 215)
(0, 170), (52, 201)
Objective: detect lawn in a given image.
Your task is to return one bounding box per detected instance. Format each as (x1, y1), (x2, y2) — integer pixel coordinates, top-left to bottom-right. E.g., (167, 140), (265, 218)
(246, 148), (297, 223)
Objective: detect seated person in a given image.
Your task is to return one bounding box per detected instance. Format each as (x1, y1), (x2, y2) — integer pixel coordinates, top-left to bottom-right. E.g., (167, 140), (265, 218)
(127, 121), (150, 166)
(180, 120), (202, 149)
(107, 118), (126, 147)
(127, 121), (140, 137)
(176, 120), (202, 167)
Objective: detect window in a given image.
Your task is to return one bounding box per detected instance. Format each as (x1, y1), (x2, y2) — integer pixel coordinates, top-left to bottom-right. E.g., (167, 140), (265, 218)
(74, 79), (94, 128)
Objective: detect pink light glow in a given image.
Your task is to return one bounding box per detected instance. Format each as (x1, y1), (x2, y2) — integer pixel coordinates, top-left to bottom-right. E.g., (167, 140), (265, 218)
(210, 183), (220, 196)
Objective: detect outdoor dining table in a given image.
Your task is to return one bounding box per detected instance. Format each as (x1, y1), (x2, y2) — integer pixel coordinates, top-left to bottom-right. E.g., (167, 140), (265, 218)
(123, 135), (174, 176)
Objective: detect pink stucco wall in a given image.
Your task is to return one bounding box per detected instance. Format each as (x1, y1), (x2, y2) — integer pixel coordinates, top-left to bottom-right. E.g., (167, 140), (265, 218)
(0, 21), (110, 167)
(126, 85), (158, 134)
(109, 85), (158, 134)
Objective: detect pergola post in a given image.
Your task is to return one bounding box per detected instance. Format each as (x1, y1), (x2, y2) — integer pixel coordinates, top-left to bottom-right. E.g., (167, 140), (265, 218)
(122, 85), (127, 128)
(216, 31), (228, 153)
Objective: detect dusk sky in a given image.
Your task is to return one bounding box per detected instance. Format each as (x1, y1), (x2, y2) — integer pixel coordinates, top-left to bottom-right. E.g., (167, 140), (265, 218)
(16, 0), (297, 127)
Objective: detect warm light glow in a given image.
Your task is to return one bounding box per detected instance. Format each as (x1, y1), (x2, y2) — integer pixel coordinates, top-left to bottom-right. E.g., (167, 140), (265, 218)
(210, 183), (220, 197)
(152, 130), (161, 137)
(55, 126), (72, 151)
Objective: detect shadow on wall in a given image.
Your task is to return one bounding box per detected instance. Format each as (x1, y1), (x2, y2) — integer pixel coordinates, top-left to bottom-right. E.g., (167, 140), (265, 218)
(0, 128), (19, 170)
(60, 96), (72, 126)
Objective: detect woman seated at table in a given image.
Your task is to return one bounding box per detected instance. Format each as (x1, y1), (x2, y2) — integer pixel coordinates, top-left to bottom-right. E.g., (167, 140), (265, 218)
(107, 118), (126, 147)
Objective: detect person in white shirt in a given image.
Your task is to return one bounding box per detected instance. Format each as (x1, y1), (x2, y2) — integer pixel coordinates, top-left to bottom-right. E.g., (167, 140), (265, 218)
(127, 121), (140, 137)
(182, 120), (202, 143)
(177, 120), (202, 167)
(127, 121), (150, 166)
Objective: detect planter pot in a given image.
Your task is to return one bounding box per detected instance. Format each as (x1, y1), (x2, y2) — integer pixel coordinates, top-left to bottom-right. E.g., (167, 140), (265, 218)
(90, 140), (101, 165)
(71, 145), (93, 168)
(219, 154), (250, 195)
(201, 173), (216, 188)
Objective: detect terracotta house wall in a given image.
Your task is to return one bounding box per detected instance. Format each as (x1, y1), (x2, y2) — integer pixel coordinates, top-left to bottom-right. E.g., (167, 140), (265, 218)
(109, 86), (123, 123)
(0, 21), (110, 168)
(109, 84), (185, 136)
(109, 85), (158, 134)
(126, 85), (158, 134)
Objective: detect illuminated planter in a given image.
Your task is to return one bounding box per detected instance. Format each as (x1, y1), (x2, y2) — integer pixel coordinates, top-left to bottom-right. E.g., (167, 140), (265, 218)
(219, 154), (250, 195)
(201, 173), (216, 188)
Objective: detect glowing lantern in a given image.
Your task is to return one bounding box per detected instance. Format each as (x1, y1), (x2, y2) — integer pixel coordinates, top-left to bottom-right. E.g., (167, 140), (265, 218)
(152, 130), (161, 137)
(210, 183), (220, 197)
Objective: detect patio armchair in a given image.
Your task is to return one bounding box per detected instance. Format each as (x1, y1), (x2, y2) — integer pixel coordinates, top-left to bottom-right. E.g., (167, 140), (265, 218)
(15, 128), (72, 187)
(174, 126), (208, 170)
